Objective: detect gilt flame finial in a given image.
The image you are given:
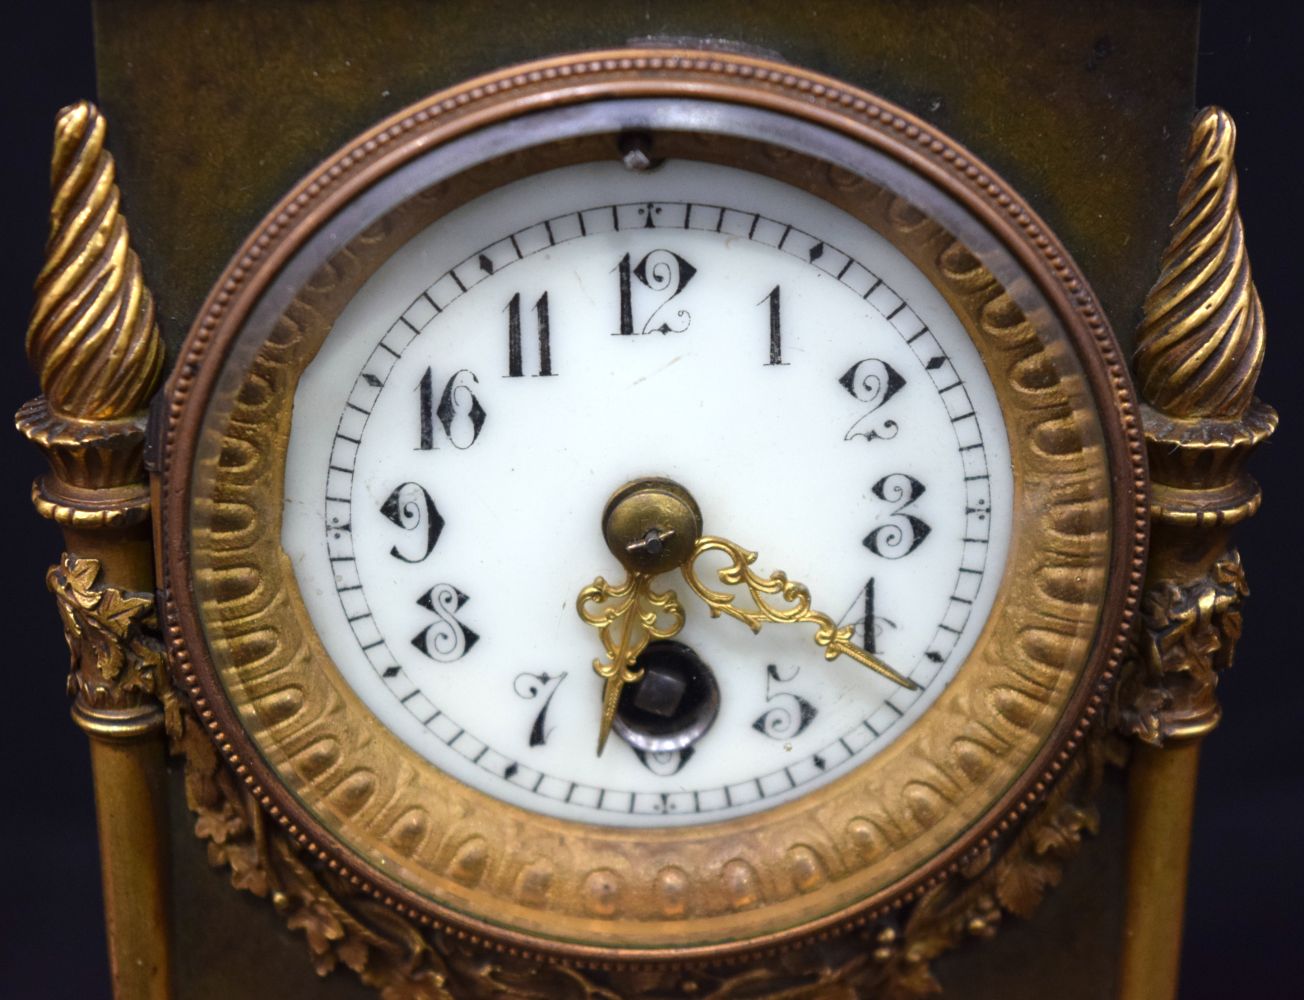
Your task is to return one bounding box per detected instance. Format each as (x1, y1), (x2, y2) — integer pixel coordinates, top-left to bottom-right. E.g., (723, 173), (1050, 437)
(26, 101), (163, 421)
(1134, 107), (1265, 420)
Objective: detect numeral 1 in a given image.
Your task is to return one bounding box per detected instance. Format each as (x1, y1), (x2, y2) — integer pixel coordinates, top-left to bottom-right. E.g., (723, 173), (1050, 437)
(417, 367), (435, 450)
(617, 253), (634, 336)
(507, 292), (554, 377)
(761, 285), (785, 365)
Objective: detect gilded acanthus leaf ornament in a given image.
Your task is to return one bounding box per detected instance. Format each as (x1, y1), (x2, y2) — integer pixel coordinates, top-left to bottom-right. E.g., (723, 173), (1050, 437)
(1118, 551), (1248, 746)
(47, 553), (179, 737)
(174, 718), (455, 998)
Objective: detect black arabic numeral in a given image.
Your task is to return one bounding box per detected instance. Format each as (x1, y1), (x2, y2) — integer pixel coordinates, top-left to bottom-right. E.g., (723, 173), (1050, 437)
(416, 367), (435, 450)
(380, 483), (444, 563)
(436, 368), (487, 449)
(837, 576), (898, 654)
(513, 671), (567, 747)
(507, 292), (555, 377)
(616, 249), (696, 335)
(752, 663), (817, 740)
(411, 583), (479, 662)
(416, 367), (486, 449)
(864, 473), (931, 558)
(839, 358), (905, 443)
(616, 253), (634, 336)
(761, 285), (785, 365)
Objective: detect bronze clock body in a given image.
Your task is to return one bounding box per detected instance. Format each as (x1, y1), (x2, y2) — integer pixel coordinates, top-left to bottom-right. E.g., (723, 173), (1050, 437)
(160, 51), (1144, 964)
(17, 3), (1274, 1000)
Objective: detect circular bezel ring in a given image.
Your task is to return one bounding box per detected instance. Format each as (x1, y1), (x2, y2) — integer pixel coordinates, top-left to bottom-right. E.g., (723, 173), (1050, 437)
(159, 48), (1147, 965)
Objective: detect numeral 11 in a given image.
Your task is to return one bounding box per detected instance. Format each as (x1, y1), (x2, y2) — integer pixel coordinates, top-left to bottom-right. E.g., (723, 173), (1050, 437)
(507, 292), (554, 377)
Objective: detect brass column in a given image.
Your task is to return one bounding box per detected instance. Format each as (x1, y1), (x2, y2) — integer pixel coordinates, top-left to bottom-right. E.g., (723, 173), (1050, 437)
(16, 102), (173, 1000)
(1117, 107), (1275, 1000)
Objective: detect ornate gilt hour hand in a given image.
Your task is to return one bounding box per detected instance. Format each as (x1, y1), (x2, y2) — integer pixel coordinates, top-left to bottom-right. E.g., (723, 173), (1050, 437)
(576, 572), (684, 755)
(578, 479), (919, 757)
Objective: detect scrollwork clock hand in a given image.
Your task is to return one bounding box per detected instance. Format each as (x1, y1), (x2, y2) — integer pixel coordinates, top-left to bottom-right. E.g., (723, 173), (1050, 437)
(680, 534), (919, 690)
(578, 478), (919, 755)
(576, 572), (685, 755)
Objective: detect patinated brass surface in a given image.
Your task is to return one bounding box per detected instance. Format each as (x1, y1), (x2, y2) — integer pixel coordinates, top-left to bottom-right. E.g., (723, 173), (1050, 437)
(1117, 107), (1275, 1000)
(92, 0), (1197, 361)
(16, 101), (172, 1000)
(168, 697), (1123, 998)
(159, 52), (1144, 978)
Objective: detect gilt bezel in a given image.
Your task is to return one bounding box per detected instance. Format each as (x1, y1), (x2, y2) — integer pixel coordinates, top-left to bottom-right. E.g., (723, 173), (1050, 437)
(159, 48), (1146, 964)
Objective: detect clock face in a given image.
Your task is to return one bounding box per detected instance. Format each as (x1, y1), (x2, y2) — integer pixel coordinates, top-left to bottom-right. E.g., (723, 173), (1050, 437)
(166, 59), (1142, 960)
(281, 160), (1013, 827)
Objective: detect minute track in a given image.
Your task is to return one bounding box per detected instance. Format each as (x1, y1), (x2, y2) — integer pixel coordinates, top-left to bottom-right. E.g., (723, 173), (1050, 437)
(291, 159), (1009, 828)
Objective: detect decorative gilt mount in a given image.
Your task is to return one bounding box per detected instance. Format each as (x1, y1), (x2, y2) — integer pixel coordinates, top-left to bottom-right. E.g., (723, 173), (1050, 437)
(17, 101), (172, 999)
(1116, 107), (1274, 1000)
(1120, 106), (1275, 747)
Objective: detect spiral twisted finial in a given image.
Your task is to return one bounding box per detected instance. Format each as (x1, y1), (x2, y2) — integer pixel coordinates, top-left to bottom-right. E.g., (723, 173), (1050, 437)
(26, 101), (163, 420)
(1134, 107), (1264, 420)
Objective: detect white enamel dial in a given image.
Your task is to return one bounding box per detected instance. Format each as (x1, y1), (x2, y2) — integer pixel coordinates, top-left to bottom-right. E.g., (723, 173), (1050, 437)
(282, 159), (1013, 828)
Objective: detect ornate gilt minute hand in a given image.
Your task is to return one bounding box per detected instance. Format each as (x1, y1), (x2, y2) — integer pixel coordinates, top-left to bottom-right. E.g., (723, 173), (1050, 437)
(680, 535), (918, 690)
(577, 478), (918, 755)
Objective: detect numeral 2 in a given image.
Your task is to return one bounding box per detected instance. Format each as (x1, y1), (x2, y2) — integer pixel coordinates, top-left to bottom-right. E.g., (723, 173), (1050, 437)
(840, 358), (905, 442)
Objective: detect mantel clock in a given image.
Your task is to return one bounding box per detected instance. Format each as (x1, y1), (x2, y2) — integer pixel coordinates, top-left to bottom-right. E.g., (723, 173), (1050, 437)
(17, 4), (1273, 999)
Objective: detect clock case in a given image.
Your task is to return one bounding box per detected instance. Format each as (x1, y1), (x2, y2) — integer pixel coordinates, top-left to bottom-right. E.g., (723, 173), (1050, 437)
(162, 62), (1144, 958)
(17, 3), (1273, 999)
